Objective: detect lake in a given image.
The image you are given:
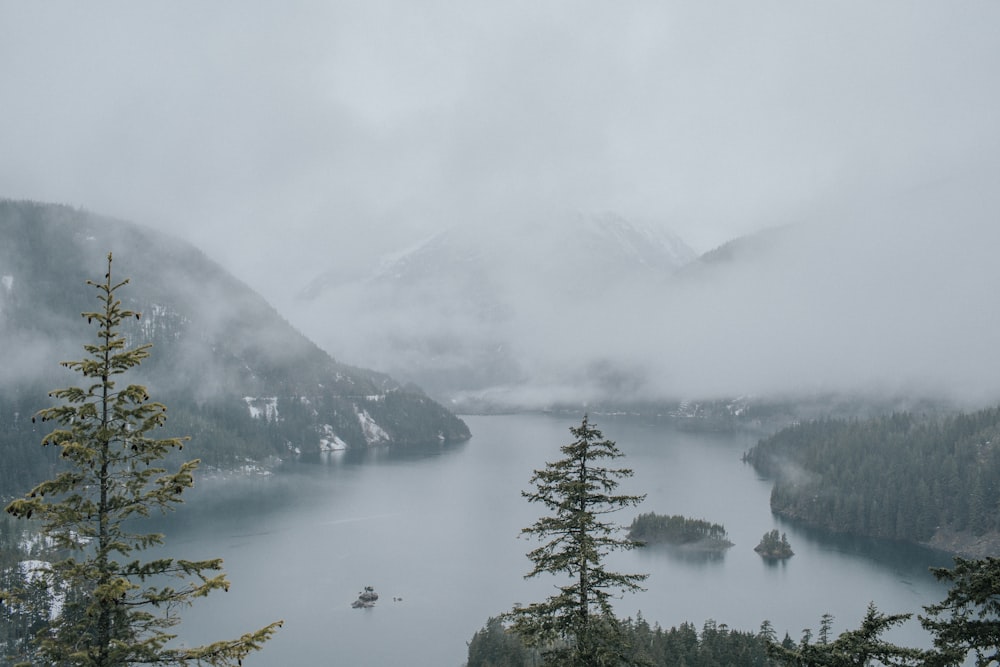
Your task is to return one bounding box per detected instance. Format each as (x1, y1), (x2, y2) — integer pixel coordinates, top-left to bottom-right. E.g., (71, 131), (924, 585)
(154, 413), (956, 665)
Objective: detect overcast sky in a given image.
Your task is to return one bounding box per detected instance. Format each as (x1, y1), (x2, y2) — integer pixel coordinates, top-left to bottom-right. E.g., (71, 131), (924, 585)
(4, 2), (1000, 407)
(3, 2), (999, 305)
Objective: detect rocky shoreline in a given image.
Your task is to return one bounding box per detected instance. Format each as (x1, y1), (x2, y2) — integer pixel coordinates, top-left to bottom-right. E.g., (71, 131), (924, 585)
(771, 506), (1000, 559)
(923, 527), (1000, 559)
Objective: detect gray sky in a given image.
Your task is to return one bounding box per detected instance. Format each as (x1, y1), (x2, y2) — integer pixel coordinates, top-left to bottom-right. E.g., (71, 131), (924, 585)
(3, 2), (999, 300)
(4, 2), (1000, 405)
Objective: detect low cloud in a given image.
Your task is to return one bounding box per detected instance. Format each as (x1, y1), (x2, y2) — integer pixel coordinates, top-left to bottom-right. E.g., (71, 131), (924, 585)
(291, 170), (1000, 410)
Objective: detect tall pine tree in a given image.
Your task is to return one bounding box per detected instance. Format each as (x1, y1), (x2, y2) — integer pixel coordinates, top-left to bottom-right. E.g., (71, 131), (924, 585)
(2, 253), (282, 666)
(507, 415), (647, 666)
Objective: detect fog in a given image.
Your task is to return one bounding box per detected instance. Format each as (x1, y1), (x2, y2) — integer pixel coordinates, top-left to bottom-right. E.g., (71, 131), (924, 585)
(647, 173), (1000, 404)
(2, 2), (1000, 406)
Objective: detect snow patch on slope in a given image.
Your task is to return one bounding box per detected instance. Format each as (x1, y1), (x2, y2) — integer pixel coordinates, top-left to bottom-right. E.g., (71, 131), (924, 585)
(15, 560), (64, 619)
(319, 424), (348, 451)
(355, 406), (390, 445)
(244, 397), (279, 422)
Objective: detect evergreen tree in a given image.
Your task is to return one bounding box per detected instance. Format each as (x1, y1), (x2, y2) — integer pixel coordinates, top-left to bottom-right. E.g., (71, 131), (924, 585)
(2, 254), (282, 666)
(466, 614), (779, 667)
(818, 613), (834, 645)
(1, 514), (58, 665)
(506, 415), (647, 666)
(921, 556), (1000, 666)
(466, 616), (538, 667)
(768, 603), (925, 666)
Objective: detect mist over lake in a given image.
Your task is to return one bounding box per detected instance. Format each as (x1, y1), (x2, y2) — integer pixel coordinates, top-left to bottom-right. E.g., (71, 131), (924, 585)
(3, 4), (999, 665)
(154, 414), (953, 666)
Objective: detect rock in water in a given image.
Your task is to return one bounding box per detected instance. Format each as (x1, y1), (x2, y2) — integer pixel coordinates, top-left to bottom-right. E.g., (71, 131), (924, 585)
(351, 586), (379, 608)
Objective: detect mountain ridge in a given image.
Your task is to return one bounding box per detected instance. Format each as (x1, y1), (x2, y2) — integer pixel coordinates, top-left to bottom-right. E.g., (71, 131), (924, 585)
(292, 212), (698, 402)
(0, 199), (470, 498)
(285, 174), (1000, 417)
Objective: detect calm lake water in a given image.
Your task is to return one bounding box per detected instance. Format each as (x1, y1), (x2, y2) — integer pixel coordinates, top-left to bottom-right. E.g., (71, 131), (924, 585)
(154, 413), (955, 666)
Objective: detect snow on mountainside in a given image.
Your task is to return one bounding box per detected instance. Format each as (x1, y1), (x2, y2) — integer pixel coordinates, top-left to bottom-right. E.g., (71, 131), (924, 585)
(292, 212), (697, 404)
(578, 213), (697, 271)
(0, 199), (470, 497)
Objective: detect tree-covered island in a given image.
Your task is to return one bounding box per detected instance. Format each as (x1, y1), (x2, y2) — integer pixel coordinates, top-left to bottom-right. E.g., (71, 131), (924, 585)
(628, 513), (734, 551)
(755, 529), (794, 559)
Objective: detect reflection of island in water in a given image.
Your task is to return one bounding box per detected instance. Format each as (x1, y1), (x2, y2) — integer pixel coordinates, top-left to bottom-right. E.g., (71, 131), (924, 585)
(628, 513), (734, 562)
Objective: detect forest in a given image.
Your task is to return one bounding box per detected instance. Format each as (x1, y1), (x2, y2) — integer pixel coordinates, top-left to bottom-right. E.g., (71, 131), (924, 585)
(627, 512), (732, 549)
(466, 615), (777, 667)
(746, 408), (1000, 547)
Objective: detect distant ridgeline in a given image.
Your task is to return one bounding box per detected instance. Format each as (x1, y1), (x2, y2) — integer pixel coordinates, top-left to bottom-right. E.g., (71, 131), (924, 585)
(628, 513), (733, 550)
(746, 407), (1000, 555)
(539, 393), (955, 436)
(0, 200), (470, 499)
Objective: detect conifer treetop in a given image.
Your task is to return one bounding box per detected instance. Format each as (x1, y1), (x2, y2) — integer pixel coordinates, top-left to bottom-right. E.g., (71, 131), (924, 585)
(4, 252), (282, 666)
(508, 414), (647, 666)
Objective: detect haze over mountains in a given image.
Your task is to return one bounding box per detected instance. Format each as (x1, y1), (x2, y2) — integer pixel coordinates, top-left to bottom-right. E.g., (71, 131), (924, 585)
(4, 163), (1000, 428)
(288, 173), (1000, 412)
(2, 3), (996, 419)
(294, 213), (696, 405)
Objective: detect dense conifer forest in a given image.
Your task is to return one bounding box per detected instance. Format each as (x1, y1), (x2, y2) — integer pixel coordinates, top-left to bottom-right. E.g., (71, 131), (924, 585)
(746, 407), (1000, 548)
(466, 615), (777, 667)
(627, 513), (732, 549)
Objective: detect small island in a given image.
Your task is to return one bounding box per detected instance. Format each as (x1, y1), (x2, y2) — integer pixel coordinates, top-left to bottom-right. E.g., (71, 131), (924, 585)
(351, 586), (379, 608)
(754, 529), (794, 559)
(628, 513), (734, 551)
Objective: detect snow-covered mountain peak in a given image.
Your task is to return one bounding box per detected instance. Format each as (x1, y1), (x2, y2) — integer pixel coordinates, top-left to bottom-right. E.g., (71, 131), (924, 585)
(580, 212), (697, 270)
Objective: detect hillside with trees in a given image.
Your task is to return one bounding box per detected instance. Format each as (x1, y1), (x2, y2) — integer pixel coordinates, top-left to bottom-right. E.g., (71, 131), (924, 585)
(746, 408), (1000, 555)
(0, 200), (470, 499)
(2, 256), (281, 664)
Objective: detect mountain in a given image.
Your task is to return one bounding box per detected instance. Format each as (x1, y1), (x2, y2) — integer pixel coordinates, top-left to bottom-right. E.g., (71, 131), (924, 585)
(0, 200), (470, 498)
(288, 169), (1000, 418)
(292, 212), (697, 406)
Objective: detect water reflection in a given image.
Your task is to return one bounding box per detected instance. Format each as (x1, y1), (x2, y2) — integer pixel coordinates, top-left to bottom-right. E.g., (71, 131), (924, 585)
(637, 543), (730, 565)
(301, 439), (469, 467)
(776, 516), (955, 576)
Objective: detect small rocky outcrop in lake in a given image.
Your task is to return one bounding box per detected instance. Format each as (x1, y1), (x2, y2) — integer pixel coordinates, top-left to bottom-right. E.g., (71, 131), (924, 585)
(754, 529), (793, 559)
(351, 586), (379, 608)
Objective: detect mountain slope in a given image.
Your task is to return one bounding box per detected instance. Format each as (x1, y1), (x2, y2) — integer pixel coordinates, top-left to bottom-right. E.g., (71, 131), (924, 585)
(287, 168), (1000, 415)
(0, 200), (470, 497)
(292, 212), (697, 403)
(747, 406), (1000, 556)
